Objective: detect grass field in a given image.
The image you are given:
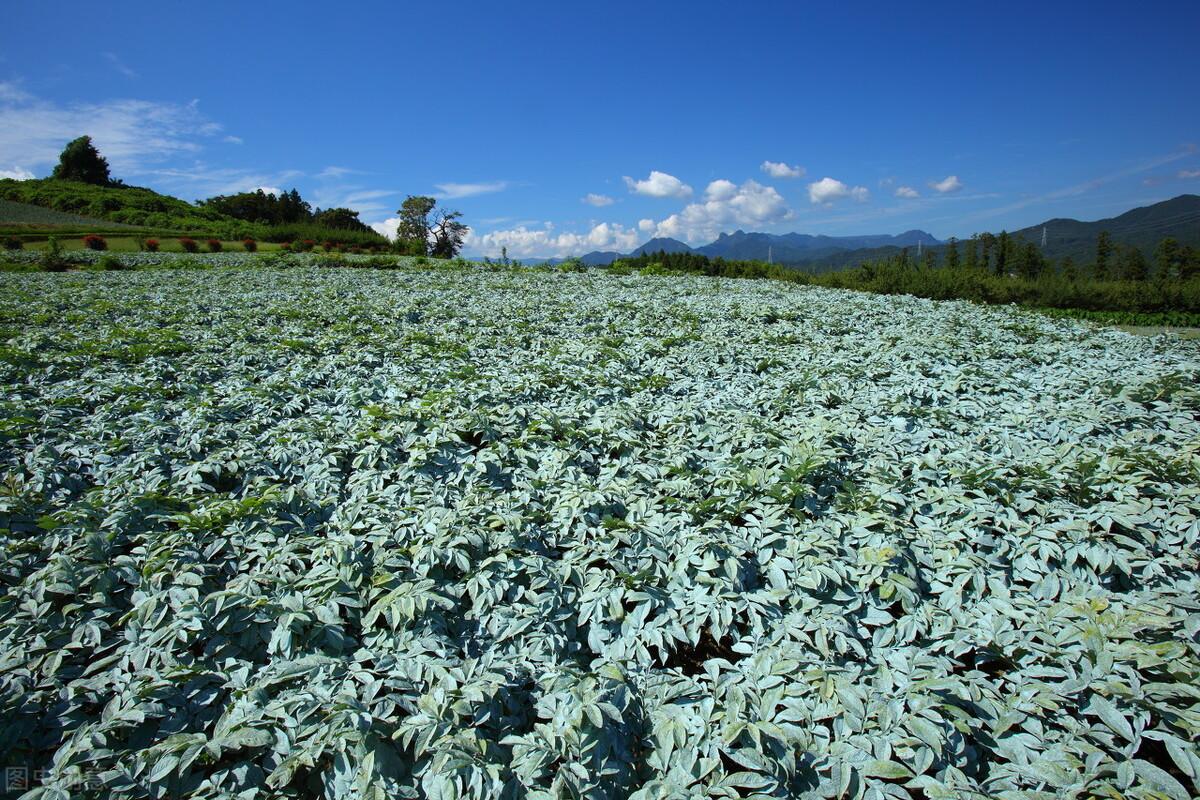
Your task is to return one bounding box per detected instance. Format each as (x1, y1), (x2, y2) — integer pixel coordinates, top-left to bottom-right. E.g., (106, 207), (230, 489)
(0, 265), (1197, 799)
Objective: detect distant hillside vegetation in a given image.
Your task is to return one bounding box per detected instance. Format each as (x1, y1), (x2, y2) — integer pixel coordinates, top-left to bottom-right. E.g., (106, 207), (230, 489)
(0, 179), (387, 246)
(0, 198), (141, 230)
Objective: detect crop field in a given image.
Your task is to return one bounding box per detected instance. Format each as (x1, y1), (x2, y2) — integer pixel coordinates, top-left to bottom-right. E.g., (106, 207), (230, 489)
(0, 265), (1198, 799)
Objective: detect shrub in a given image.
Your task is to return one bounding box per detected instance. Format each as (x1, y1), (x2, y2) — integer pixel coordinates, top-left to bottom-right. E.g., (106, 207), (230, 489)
(206, 238), (222, 253)
(2, 235), (22, 250)
(242, 238), (257, 252)
(178, 238), (198, 253)
(144, 239), (159, 252)
(40, 236), (69, 272)
(301, 239), (316, 252)
(83, 234), (107, 251)
(98, 255), (126, 271)
(280, 242), (292, 251)
(322, 241), (336, 252)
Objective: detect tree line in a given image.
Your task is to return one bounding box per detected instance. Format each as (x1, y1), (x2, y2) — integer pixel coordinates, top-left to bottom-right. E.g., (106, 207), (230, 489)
(612, 233), (1200, 322)
(35, 136), (469, 257)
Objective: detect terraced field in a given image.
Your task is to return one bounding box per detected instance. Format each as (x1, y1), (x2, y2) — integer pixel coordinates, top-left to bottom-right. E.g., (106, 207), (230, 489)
(0, 265), (1197, 799)
(0, 198), (140, 230)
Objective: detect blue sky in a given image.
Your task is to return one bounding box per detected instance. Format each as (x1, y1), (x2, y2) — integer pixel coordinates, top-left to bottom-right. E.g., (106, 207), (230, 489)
(2, 0), (1198, 256)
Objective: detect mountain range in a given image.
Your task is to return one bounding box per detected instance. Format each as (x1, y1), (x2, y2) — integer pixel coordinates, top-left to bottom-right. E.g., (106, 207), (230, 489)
(571, 194), (1200, 270)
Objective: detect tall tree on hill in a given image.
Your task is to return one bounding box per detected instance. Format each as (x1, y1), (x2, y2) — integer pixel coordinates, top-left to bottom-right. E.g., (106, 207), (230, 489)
(963, 236), (978, 271)
(1094, 231), (1113, 280)
(51, 136), (114, 186)
(395, 195), (468, 258)
(921, 249), (936, 270)
(944, 237), (960, 270)
(429, 209), (468, 259)
(397, 196), (437, 255)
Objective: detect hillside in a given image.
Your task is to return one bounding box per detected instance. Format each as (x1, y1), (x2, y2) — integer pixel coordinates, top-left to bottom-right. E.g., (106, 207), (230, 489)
(695, 229), (940, 263)
(0, 178), (388, 246)
(0, 198), (144, 230)
(0, 178), (232, 232)
(803, 194), (1200, 272)
(1008, 193), (1200, 262)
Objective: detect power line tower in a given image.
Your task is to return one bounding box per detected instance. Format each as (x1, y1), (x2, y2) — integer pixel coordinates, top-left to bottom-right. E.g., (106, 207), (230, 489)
(767, 245), (772, 265)
(1041, 226), (1047, 248)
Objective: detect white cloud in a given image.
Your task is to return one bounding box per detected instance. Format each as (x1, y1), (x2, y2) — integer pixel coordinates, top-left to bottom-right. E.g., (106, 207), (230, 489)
(140, 165), (303, 199)
(582, 192), (614, 207)
(807, 177), (869, 205)
(650, 179), (792, 243)
(433, 181), (508, 199)
(0, 89), (226, 176)
(223, 135), (243, 145)
(1180, 169), (1200, 179)
(466, 221), (641, 258)
(638, 218), (655, 233)
(255, 186), (282, 197)
(930, 175), (963, 193)
(371, 218), (401, 240)
(623, 170), (692, 198)
(894, 186), (920, 198)
(760, 160), (805, 179)
(0, 82), (31, 103)
(103, 52), (138, 79)
(317, 166), (363, 179)
(0, 165), (35, 180)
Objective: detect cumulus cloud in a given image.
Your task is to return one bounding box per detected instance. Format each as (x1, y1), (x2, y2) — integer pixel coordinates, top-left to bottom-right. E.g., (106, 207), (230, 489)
(623, 170), (692, 198)
(0, 88), (226, 176)
(371, 218), (402, 240)
(894, 186), (920, 198)
(930, 175), (963, 193)
(638, 218), (655, 233)
(582, 193), (614, 206)
(255, 185), (282, 197)
(466, 221), (641, 258)
(1180, 169), (1200, 179)
(760, 160), (805, 179)
(807, 177), (869, 205)
(434, 181), (508, 199)
(649, 179), (792, 243)
(0, 165), (35, 180)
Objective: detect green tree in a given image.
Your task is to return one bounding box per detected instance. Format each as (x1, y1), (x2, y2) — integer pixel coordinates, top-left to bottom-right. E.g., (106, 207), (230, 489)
(1094, 230), (1113, 280)
(1061, 255), (1078, 281)
(994, 231), (1010, 276)
(51, 136), (113, 185)
(1016, 240), (1044, 279)
(1118, 245), (1149, 281)
(397, 195), (436, 255)
(394, 196), (468, 258)
(429, 209), (468, 259)
(1154, 237), (1181, 280)
(964, 235), (978, 271)
(313, 207), (371, 232)
(979, 232), (996, 273)
(1183, 246), (1200, 281)
(944, 237), (960, 270)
